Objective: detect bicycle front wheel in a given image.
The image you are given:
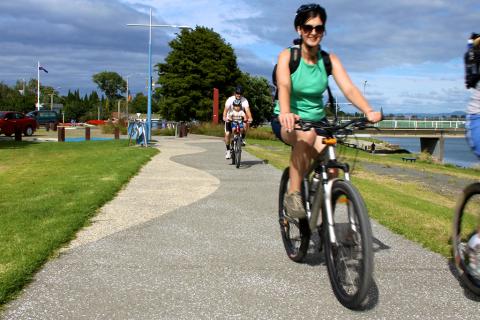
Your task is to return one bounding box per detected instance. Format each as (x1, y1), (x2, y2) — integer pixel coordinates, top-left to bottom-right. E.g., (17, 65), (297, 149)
(323, 180), (373, 309)
(278, 168), (310, 262)
(235, 140), (242, 168)
(452, 182), (480, 295)
(231, 141), (236, 165)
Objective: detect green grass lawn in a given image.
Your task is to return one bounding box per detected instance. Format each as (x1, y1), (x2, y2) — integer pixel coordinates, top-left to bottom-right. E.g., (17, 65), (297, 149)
(245, 138), (478, 258)
(0, 140), (158, 306)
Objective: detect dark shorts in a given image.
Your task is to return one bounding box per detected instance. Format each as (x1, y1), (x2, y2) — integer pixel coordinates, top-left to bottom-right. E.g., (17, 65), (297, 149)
(271, 115), (328, 144)
(224, 121), (232, 133)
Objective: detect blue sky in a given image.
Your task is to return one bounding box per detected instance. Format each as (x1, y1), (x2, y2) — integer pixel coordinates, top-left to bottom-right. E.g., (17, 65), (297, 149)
(0, 0), (478, 114)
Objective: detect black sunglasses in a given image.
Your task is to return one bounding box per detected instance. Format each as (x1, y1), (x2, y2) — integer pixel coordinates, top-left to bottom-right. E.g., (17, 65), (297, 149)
(301, 24), (325, 34)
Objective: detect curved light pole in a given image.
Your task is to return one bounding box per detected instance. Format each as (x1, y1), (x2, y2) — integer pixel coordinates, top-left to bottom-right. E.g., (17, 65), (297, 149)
(362, 80), (368, 117)
(127, 8), (192, 142)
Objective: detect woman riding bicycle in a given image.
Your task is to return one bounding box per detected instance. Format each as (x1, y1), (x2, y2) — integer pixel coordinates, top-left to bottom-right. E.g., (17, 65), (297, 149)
(271, 3), (382, 219)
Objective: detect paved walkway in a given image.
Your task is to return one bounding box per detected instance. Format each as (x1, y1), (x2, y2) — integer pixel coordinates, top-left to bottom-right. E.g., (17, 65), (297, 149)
(2, 135), (479, 319)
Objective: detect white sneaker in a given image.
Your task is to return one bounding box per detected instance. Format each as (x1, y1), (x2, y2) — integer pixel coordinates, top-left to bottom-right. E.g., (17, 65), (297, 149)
(225, 150), (231, 159)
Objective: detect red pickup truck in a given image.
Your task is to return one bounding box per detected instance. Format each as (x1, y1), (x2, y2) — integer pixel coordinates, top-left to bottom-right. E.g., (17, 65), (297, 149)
(0, 111), (38, 136)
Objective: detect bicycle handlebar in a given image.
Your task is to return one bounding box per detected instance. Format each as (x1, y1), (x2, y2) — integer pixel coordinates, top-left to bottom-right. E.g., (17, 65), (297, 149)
(295, 117), (380, 137)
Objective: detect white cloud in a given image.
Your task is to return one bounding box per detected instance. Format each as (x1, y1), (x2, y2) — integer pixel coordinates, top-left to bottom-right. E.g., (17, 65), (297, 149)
(0, 0), (477, 114)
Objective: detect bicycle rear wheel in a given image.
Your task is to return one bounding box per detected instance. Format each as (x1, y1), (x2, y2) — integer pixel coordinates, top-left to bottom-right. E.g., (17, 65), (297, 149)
(323, 180), (373, 309)
(278, 168), (310, 262)
(452, 182), (480, 295)
(235, 140), (242, 168)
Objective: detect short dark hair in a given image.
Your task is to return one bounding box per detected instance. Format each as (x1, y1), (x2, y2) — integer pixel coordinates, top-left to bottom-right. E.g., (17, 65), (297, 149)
(294, 3), (327, 30)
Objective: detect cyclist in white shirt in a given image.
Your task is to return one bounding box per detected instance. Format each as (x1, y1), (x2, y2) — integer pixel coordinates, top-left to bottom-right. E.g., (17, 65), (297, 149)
(223, 85), (253, 159)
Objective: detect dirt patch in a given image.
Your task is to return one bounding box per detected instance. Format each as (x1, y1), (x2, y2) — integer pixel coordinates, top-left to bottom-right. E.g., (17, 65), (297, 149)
(358, 161), (476, 197)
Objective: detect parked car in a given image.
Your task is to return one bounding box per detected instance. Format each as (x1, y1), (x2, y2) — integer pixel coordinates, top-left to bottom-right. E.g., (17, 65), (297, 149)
(26, 110), (59, 128)
(0, 111), (38, 136)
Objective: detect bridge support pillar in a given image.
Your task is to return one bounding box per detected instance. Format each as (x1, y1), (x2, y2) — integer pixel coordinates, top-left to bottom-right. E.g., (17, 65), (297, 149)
(420, 135), (444, 162)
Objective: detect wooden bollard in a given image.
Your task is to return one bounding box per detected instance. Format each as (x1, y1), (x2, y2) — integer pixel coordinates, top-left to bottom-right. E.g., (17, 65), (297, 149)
(114, 127), (120, 140)
(14, 128), (22, 141)
(58, 126), (65, 142)
(85, 127), (91, 141)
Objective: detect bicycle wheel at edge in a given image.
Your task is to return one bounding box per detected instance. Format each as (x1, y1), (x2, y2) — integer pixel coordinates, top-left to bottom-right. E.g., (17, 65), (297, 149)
(323, 179), (373, 309)
(235, 140), (241, 168)
(278, 168), (310, 262)
(452, 182), (480, 295)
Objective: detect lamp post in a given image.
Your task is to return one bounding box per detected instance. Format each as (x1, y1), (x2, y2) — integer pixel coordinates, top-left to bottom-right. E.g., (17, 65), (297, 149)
(49, 87), (61, 111)
(362, 80), (368, 117)
(127, 8), (192, 142)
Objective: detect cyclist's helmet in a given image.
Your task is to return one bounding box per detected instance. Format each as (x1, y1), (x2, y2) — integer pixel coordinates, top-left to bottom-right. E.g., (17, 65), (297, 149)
(294, 3), (327, 30)
(235, 85), (243, 94)
(233, 99), (242, 107)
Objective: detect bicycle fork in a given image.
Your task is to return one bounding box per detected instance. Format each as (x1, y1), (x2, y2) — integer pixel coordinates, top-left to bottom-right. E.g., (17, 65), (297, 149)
(307, 145), (354, 245)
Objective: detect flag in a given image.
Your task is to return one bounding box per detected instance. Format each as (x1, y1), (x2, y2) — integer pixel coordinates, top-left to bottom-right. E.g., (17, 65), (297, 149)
(39, 66), (48, 73)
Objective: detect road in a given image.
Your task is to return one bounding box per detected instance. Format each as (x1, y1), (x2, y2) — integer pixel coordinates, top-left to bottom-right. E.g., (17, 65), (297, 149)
(2, 135), (478, 319)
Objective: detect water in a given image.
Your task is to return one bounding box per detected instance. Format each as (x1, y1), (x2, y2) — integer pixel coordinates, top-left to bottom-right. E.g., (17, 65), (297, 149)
(64, 137), (114, 142)
(379, 136), (479, 168)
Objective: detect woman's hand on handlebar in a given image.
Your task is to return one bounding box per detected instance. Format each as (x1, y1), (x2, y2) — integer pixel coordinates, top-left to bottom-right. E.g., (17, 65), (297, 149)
(366, 111), (382, 123)
(279, 112), (300, 132)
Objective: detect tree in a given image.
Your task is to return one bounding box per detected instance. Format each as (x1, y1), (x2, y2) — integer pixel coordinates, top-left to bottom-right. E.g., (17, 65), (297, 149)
(235, 73), (273, 126)
(129, 93), (148, 114)
(155, 26), (241, 121)
(92, 71), (126, 101)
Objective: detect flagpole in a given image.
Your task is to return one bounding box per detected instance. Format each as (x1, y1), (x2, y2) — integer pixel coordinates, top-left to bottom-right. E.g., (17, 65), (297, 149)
(37, 61), (40, 110)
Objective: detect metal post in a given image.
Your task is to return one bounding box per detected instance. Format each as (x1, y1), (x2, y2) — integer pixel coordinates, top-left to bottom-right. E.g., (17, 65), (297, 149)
(127, 10), (192, 143)
(37, 61), (40, 110)
(126, 77), (129, 121)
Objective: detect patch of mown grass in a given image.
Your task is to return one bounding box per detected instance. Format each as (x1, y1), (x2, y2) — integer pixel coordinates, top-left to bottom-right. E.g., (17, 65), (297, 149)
(0, 140), (158, 306)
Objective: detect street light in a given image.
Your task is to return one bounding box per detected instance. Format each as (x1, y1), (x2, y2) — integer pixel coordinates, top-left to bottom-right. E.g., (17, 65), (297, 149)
(49, 87), (61, 111)
(127, 8), (192, 142)
(362, 80), (368, 117)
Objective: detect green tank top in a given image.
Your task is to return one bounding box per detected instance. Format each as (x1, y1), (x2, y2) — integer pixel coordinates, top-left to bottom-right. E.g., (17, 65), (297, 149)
(274, 53), (328, 121)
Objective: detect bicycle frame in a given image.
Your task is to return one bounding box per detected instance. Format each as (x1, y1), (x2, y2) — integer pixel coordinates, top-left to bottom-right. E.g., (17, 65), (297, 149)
(230, 121), (243, 144)
(298, 118), (370, 245)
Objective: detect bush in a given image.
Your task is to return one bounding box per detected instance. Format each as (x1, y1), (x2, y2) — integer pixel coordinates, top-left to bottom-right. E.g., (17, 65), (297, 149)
(152, 127), (176, 136)
(189, 122), (224, 137)
(102, 122), (128, 135)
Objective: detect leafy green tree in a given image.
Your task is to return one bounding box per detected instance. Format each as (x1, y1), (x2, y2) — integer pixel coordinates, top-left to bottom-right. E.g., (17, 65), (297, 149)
(129, 93), (148, 114)
(155, 26), (240, 121)
(92, 71), (126, 101)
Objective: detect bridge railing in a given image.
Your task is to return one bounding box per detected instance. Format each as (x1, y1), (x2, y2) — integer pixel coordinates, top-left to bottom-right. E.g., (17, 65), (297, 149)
(339, 119), (465, 130)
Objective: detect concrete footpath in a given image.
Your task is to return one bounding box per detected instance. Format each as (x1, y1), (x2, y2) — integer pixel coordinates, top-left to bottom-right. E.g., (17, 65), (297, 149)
(2, 135), (479, 319)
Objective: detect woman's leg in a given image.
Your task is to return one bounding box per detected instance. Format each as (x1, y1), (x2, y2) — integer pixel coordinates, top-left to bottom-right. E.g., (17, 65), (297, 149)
(280, 128), (317, 194)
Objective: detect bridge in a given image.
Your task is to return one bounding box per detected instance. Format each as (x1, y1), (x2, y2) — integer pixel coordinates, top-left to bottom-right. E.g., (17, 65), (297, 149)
(344, 119), (467, 162)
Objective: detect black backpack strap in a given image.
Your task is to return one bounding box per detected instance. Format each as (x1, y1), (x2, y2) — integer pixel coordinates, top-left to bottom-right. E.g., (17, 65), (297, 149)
(320, 49), (334, 111)
(289, 45), (301, 74)
(321, 49), (332, 76)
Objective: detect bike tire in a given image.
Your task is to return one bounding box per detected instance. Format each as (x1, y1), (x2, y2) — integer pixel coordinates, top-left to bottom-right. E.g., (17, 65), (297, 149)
(235, 141), (241, 168)
(231, 141), (236, 165)
(452, 182), (480, 295)
(323, 180), (373, 309)
(278, 168), (310, 262)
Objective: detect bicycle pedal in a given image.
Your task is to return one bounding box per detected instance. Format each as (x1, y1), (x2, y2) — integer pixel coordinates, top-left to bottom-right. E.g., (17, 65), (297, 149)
(279, 218), (289, 227)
